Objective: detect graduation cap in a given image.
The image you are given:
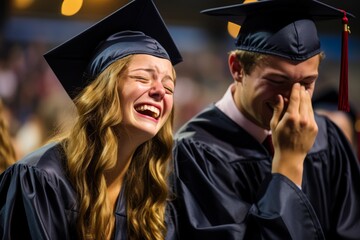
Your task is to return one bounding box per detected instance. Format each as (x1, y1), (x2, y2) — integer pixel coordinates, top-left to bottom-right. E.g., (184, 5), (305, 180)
(201, 0), (355, 112)
(44, 0), (182, 99)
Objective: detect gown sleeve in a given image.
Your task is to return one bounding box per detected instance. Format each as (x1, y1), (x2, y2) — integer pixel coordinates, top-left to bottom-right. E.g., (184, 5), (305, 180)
(0, 163), (75, 240)
(316, 117), (360, 239)
(165, 201), (179, 240)
(172, 138), (325, 240)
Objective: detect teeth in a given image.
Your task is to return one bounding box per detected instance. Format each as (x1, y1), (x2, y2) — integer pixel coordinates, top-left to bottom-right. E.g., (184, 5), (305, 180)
(135, 104), (160, 119)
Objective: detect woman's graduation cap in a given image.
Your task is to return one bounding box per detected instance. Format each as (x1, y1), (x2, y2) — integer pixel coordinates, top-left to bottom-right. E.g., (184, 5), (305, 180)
(44, 0), (182, 99)
(201, 0), (355, 112)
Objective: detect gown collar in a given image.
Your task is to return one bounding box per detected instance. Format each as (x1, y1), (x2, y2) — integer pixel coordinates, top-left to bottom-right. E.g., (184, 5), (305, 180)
(215, 83), (270, 143)
(114, 185), (126, 217)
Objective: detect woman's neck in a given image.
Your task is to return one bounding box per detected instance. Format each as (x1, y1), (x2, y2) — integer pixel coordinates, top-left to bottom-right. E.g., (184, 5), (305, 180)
(105, 138), (136, 209)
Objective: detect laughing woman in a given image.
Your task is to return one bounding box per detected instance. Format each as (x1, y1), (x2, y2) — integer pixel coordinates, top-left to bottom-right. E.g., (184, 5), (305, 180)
(0, 0), (182, 239)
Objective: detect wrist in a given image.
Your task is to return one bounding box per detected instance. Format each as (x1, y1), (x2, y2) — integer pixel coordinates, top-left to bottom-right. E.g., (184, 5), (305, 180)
(271, 153), (305, 186)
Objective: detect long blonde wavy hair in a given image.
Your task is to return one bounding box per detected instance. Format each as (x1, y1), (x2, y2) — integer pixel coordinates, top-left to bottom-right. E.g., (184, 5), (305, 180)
(61, 55), (175, 239)
(0, 99), (16, 173)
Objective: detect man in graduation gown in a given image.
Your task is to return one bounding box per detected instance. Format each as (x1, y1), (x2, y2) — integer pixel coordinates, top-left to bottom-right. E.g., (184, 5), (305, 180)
(172, 0), (360, 239)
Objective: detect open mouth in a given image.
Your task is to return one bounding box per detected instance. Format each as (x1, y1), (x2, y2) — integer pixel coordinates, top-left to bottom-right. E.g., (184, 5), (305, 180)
(135, 104), (160, 119)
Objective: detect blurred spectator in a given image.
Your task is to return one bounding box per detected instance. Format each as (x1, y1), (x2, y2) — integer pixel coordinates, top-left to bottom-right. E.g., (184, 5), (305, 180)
(313, 88), (359, 160)
(0, 99), (16, 173)
(0, 42), (21, 105)
(173, 49), (230, 131)
(0, 39), (75, 159)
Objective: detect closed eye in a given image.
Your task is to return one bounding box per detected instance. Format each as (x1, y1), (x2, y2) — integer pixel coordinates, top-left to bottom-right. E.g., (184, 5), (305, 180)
(164, 86), (174, 94)
(301, 78), (317, 89)
(264, 78), (285, 85)
(129, 75), (150, 82)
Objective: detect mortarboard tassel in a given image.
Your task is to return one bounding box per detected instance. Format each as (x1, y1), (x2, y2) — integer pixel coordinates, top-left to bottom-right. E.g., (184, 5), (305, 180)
(338, 10), (350, 112)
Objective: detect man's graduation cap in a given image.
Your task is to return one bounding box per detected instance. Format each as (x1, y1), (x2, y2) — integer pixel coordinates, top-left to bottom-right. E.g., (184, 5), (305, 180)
(44, 0), (182, 99)
(201, 0), (355, 112)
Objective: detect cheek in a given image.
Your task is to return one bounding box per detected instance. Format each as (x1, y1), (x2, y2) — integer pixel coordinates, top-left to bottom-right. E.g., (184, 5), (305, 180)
(119, 93), (131, 110)
(160, 96), (173, 121)
(251, 83), (274, 100)
(120, 85), (145, 104)
(164, 96), (174, 113)
(306, 84), (316, 97)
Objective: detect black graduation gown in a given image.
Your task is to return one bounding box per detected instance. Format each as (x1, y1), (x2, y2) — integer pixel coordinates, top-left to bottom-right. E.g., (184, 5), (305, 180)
(173, 104), (360, 240)
(0, 143), (178, 240)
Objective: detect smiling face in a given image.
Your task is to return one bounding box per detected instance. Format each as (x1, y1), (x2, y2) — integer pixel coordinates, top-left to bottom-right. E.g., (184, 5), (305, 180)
(232, 53), (320, 130)
(118, 54), (174, 143)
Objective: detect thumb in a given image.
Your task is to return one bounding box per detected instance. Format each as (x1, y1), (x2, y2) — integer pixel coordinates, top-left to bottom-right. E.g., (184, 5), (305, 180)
(270, 94), (284, 131)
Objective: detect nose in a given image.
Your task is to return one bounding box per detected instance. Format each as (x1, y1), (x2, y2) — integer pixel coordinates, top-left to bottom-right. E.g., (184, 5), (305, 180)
(149, 81), (165, 101)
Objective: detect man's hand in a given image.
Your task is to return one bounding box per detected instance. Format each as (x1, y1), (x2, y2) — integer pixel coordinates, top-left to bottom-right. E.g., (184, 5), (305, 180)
(270, 83), (318, 186)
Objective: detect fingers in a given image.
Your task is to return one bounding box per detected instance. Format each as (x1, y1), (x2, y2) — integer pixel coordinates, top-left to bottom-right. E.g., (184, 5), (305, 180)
(299, 85), (311, 126)
(286, 83), (301, 115)
(270, 94), (284, 132)
(300, 85), (318, 137)
(298, 85), (318, 133)
(271, 83), (318, 186)
(271, 82), (317, 136)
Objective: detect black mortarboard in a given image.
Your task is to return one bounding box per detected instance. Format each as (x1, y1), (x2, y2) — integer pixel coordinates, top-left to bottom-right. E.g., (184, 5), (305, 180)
(201, 0), (355, 111)
(44, 0), (182, 99)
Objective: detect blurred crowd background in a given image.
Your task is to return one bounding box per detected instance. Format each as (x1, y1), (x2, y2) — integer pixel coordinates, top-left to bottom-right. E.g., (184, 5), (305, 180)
(1, 0), (360, 161)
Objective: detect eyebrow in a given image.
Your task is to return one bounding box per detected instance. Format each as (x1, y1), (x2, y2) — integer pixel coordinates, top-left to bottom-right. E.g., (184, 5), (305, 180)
(265, 73), (318, 82)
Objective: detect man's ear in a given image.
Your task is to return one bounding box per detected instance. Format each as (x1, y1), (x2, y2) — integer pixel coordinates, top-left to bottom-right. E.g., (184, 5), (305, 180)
(228, 53), (243, 82)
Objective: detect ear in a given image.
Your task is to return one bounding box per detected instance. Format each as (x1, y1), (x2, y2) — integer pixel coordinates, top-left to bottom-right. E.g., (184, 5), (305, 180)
(228, 53), (243, 82)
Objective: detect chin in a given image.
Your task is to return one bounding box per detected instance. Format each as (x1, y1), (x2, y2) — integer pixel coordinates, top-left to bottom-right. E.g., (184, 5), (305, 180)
(137, 125), (158, 138)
